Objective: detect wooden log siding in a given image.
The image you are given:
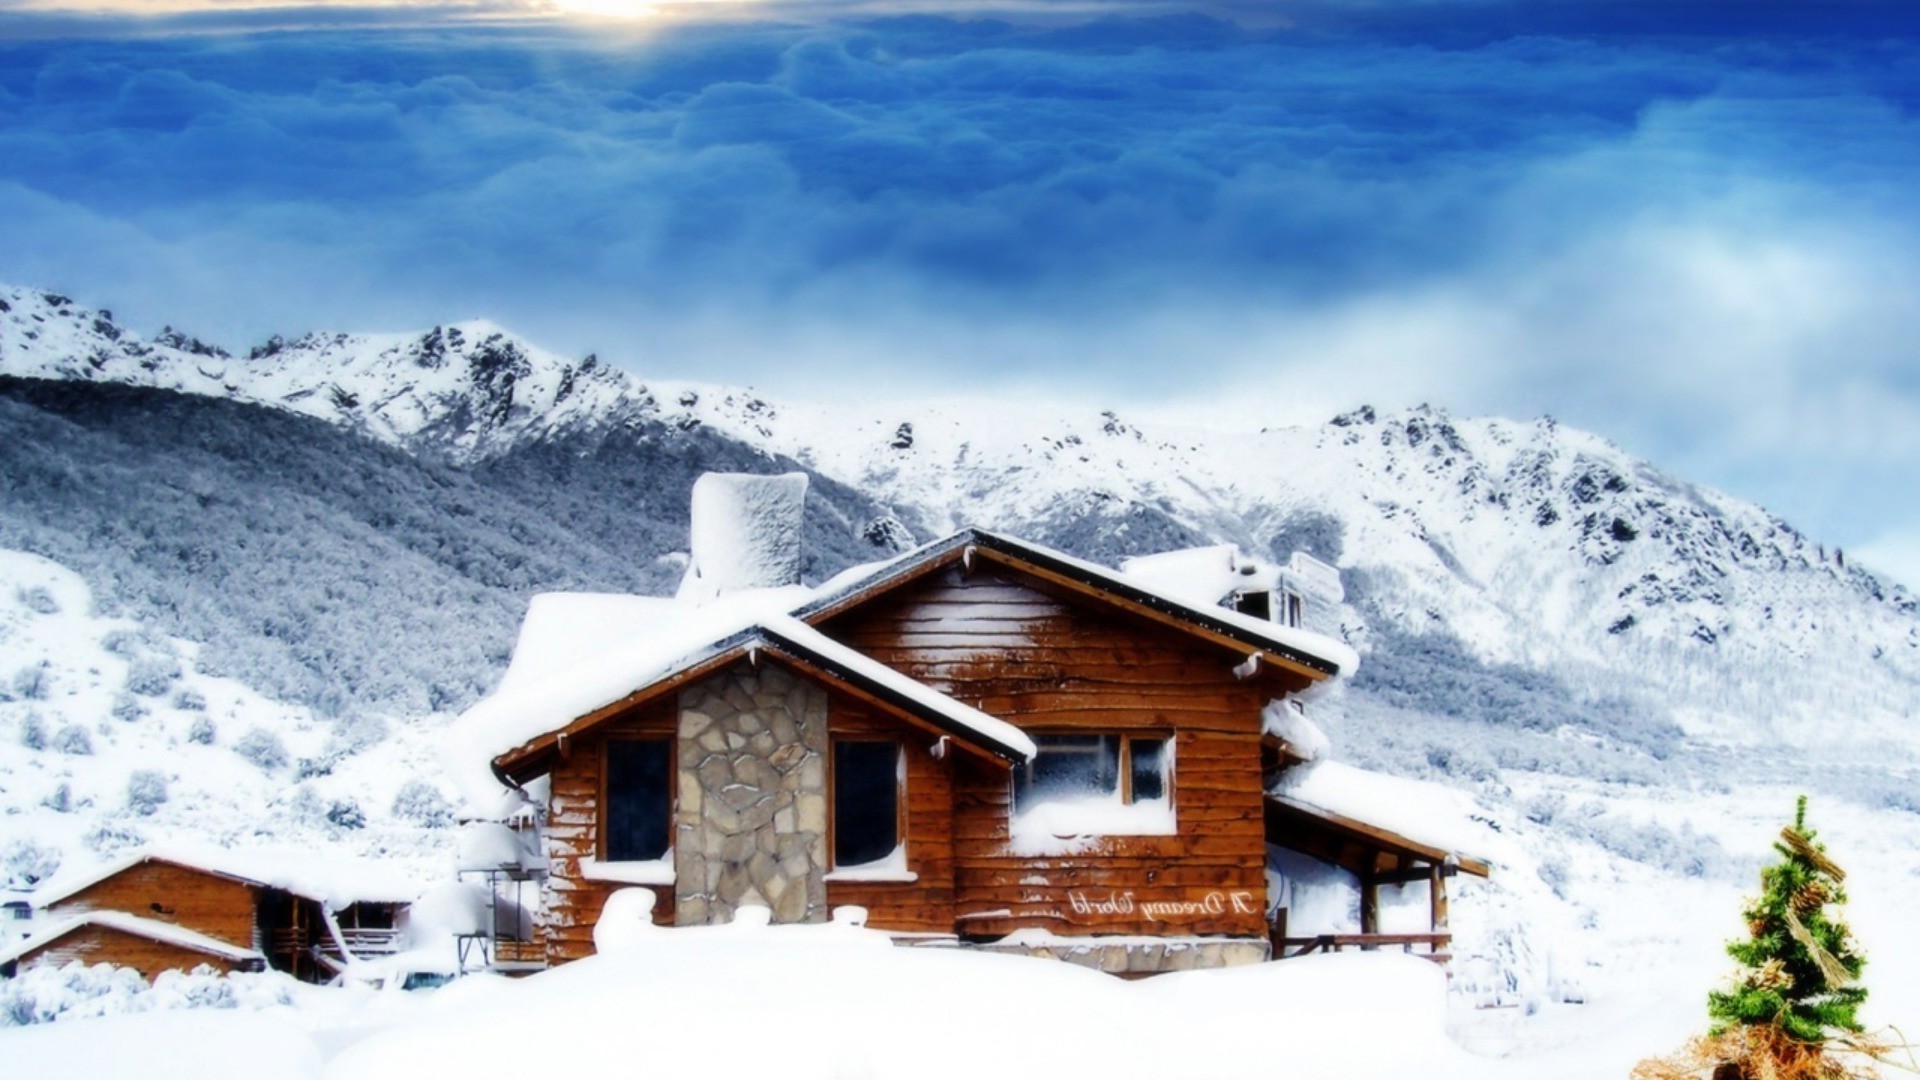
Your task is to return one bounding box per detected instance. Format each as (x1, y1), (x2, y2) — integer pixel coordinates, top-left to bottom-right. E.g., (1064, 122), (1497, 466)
(823, 565), (1273, 941)
(824, 692), (957, 934)
(542, 699), (677, 966)
(14, 925), (249, 979)
(45, 861), (260, 951)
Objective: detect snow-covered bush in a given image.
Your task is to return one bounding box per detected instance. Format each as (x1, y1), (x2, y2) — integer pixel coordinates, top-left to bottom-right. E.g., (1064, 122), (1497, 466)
(286, 785), (325, 826)
(0, 963), (295, 1027)
(15, 584), (61, 615)
(11, 661), (50, 700)
(326, 798), (366, 831)
(2, 839), (61, 890)
(331, 712), (389, 751)
(391, 780), (455, 828)
(51, 724), (93, 755)
(110, 692), (148, 723)
(233, 728), (288, 771)
(126, 770), (170, 816)
(124, 653), (181, 697)
(18, 712), (47, 750)
(41, 782), (72, 813)
(84, 822), (144, 855)
(173, 688), (206, 711)
(187, 715), (216, 745)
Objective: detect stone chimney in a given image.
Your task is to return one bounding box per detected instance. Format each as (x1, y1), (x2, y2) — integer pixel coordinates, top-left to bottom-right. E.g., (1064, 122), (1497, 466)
(676, 472), (809, 603)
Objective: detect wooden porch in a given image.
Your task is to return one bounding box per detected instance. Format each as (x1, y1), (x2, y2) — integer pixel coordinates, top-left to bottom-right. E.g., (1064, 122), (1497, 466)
(1263, 793), (1489, 965)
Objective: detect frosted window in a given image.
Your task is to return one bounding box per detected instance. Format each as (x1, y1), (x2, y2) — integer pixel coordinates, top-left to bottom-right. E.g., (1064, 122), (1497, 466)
(1130, 737), (1169, 803)
(1016, 734), (1120, 810)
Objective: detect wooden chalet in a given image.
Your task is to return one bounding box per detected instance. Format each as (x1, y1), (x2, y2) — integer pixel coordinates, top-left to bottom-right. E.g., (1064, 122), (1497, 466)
(0, 851), (410, 982)
(461, 473), (1490, 976)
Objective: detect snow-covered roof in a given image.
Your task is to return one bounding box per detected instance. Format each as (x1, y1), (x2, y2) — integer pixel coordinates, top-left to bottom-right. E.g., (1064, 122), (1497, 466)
(453, 526), (1358, 799)
(0, 910), (266, 968)
(756, 615), (1035, 761)
(32, 845), (419, 912)
(1267, 762), (1496, 875)
(1119, 544), (1277, 607)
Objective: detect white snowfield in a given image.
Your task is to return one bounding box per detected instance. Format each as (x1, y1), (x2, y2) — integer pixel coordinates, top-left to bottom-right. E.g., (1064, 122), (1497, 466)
(324, 908), (1480, 1080)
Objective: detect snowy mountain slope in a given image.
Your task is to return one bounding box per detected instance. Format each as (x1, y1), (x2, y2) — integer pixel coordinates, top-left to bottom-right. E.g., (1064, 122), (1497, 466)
(0, 549), (452, 901)
(6, 282), (1916, 764)
(0, 286), (648, 461)
(0, 376), (912, 716)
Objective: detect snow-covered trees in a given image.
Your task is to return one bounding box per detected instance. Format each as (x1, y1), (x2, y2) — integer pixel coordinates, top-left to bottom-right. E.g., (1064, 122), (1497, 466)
(126, 771), (170, 816)
(233, 728), (288, 772)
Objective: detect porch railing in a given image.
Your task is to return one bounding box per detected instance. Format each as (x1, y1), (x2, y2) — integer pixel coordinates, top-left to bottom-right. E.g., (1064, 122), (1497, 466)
(1274, 933), (1452, 964)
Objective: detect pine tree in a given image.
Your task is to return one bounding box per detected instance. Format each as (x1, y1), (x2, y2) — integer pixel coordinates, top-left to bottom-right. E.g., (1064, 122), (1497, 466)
(1708, 796), (1867, 1047)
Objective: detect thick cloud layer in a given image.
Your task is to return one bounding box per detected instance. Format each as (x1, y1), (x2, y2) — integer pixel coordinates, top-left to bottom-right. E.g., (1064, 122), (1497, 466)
(1, 4), (1917, 568)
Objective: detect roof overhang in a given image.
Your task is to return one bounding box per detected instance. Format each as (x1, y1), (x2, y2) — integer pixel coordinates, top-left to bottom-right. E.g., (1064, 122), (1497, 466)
(494, 618), (1031, 786)
(0, 911), (268, 969)
(1265, 794), (1492, 879)
(799, 529), (1349, 685)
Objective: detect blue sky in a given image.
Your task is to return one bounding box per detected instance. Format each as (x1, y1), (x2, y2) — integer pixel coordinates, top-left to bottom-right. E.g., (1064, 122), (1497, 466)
(2, 1), (1918, 581)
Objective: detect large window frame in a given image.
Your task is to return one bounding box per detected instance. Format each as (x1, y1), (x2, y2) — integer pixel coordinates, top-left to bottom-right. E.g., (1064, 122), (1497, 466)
(600, 737), (675, 865)
(1011, 731), (1176, 816)
(828, 738), (905, 872)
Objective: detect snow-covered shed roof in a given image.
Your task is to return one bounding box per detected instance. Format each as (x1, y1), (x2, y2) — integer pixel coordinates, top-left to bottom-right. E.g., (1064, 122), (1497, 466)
(456, 526), (1359, 798)
(1265, 762), (1494, 877)
(32, 846), (419, 912)
(0, 910), (267, 969)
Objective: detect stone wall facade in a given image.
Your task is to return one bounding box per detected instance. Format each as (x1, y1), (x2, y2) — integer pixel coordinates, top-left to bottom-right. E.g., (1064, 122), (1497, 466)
(674, 663), (830, 925)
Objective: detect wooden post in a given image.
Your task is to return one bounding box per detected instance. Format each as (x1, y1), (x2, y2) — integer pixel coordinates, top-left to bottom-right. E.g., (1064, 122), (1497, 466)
(1428, 862), (1450, 938)
(1359, 874), (1379, 939)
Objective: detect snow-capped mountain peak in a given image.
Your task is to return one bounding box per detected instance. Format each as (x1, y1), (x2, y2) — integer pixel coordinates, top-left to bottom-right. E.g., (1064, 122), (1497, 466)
(0, 286), (655, 460)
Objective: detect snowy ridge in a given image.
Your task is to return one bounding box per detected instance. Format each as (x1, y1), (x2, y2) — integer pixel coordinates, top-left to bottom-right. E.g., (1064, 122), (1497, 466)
(6, 281), (1917, 759)
(0, 286), (656, 461)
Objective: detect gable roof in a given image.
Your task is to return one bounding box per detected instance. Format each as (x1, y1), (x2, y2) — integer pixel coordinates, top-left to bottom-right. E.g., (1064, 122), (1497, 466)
(0, 910), (267, 969)
(33, 847), (417, 912)
(797, 530), (1358, 680)
(456, 527), (1359, 797)
(492, 614), (1037, 784)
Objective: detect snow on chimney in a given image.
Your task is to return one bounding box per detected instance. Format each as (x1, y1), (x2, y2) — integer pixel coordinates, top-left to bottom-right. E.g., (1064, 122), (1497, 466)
(676, 472), (809, 603)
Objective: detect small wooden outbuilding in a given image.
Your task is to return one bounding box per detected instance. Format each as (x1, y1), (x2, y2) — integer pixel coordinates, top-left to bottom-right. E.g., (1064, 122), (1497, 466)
(2, 850), (410, 982)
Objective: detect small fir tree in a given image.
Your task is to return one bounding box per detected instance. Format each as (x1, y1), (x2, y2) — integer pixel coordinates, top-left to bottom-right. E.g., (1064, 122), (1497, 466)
(1637, 797), (1894, 1080)
(1709, 796), (1866, 1045)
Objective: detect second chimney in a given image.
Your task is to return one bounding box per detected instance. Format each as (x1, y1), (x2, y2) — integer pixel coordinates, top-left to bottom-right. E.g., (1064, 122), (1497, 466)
(676, 472), (809, 603)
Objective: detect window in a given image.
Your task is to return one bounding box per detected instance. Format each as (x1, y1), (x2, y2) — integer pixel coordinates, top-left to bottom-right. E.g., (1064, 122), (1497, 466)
(833, 740), (901, 868)
(1232, 590), (1272, 621)
(1013, 733), (1173, 813)
(605, 739), (672, 862)
(1280, 590), (1305, 628)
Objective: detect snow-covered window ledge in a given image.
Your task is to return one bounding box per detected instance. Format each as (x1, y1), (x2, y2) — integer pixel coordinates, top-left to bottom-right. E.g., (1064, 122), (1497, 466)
(825, 845), (917, 884)
(579, 855), (675, 886)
